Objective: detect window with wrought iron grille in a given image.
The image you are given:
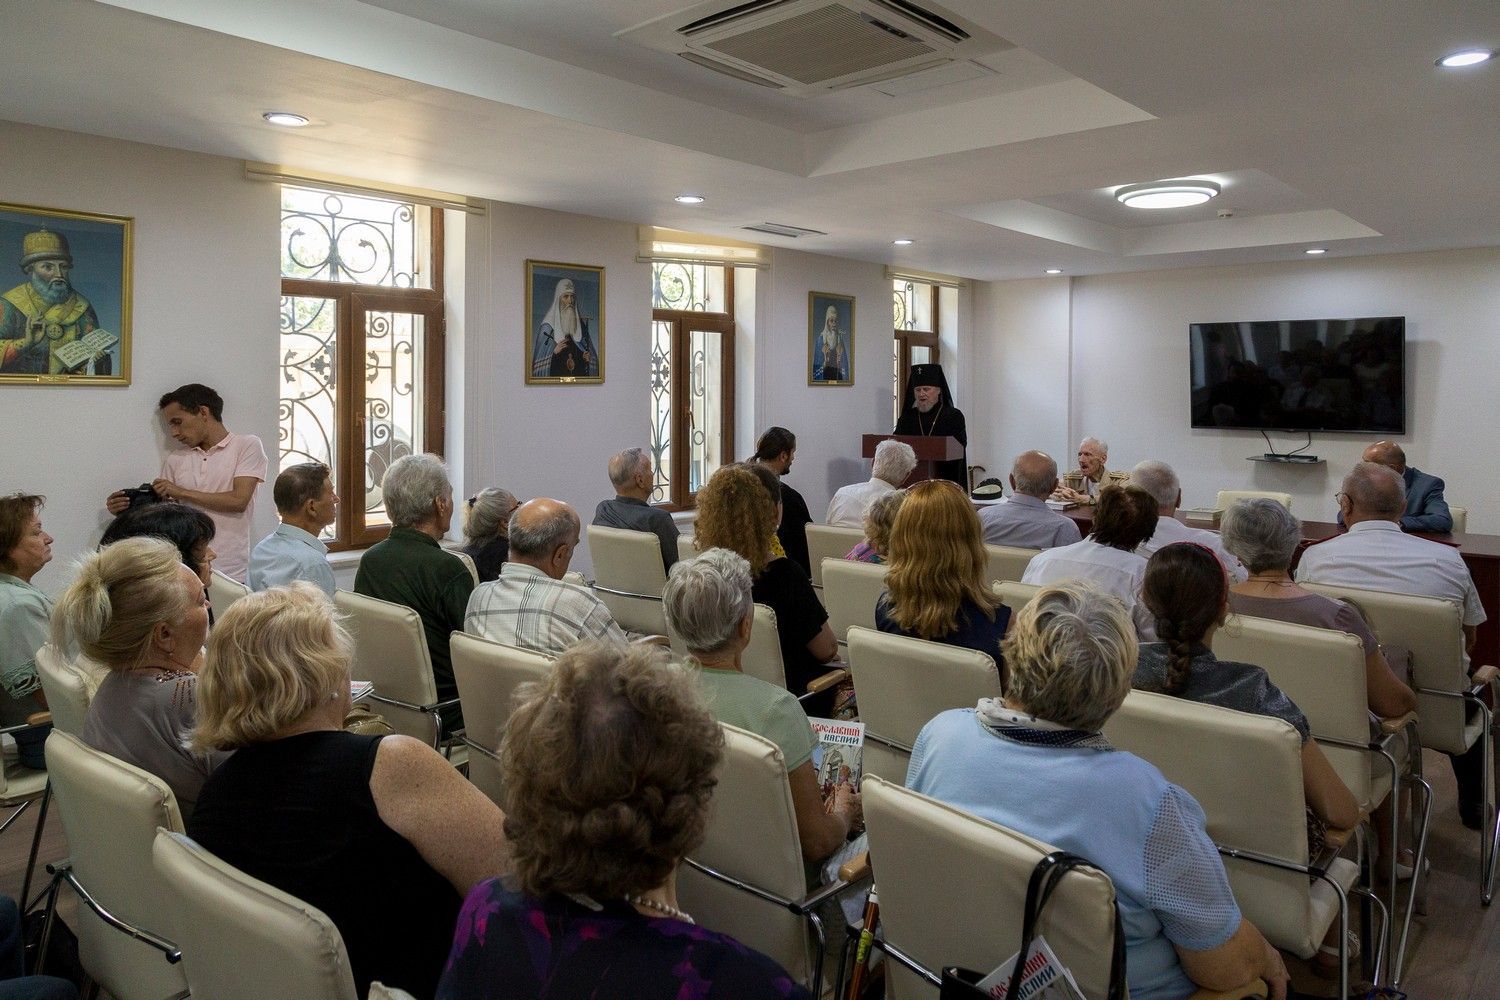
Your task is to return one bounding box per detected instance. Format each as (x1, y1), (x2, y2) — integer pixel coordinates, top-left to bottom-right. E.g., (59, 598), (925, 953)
(650, 261), (735, 509)
(892, 277), (939, 424)
(278, 185), (445, 549)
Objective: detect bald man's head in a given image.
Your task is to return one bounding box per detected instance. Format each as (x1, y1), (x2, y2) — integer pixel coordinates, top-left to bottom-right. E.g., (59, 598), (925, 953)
(1342, 461), (1406, 524)
(1362, 440), (1407, 474)
(1010, 451), (1060, 498)
(509, 497), (581, 575)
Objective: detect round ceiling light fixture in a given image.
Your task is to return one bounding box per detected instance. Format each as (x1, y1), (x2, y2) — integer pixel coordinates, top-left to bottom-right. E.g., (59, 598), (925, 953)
(1044, 268), (1064, 274)
(674, 194), (706, 204)
(1437, 48), (1495, 68)
(262, 111), (310, 127)
(1114, 178), (1222, 209)
(1305, 248), (1328, 255)
(892, 238), (914, 246)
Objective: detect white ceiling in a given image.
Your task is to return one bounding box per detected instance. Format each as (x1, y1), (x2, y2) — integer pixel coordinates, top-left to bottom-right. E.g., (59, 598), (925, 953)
(1, 0), (1496, 281)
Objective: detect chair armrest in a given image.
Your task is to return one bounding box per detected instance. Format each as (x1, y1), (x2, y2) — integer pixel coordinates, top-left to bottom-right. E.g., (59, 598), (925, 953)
(1378, 710), (1418, 735)
(1188, 982), (1267, 1000)
(806, 668), (850, 694)
(839, 850), (871, 883)
(1471, 663), (1499, 686)
(24, 711), (51, 727)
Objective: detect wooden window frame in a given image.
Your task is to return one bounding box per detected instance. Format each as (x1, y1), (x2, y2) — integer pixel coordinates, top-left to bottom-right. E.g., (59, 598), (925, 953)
(652, 268), (736, 511)
(894, 280), (940, 406)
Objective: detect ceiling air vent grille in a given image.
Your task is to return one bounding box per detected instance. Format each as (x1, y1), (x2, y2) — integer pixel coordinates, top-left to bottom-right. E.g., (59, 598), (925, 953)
(704, 4), (933, 85)
(870, 0), (968, 43)
(678, 51), (785, 87)
(680, 0), (796, 35)
(743, 222), (827, 238)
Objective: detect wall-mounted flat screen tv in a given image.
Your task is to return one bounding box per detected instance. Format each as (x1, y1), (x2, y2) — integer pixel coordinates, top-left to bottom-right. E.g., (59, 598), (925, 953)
(1189, 317), (1405, 433)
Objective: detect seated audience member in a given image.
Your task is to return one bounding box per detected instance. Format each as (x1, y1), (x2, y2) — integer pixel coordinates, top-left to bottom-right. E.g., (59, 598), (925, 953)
(593, 447), (679, 573)
(696, 465), (840, 717)
(907, 583), (1289, 1000)
(877, 480), (1009, 665)
(845, 489), (906, 564)
(437, 642), (811, 1000)
(462, 487), (518, 583)
(1136, 543), (1360, 840)
(53, 537), (225, 816)
(248, 462), (338, 596)
(465, 498), (628, 653)
(1052, 436), (1122, 505)
(663, 549), (859, 864)
(1336, 441), (1452, 533)
(0, 494), (55, 769)
(826, 440), (916, 527)
(1022, 485), (1160, 638)
(0, 895), (77, 1000)
(1299, 461), (1487, 827)
(1131, 461), (1247, 582)
(750, 427), (813, 577)
(188, 585), (507, 999)
(978, 450), (1083, 549)
(101, 501), (217, 591)
(354, 454), (472, 732)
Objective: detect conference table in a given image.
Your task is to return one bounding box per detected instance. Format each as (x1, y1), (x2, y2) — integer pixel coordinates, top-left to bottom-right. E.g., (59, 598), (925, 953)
(1059, 508), (1500, 669)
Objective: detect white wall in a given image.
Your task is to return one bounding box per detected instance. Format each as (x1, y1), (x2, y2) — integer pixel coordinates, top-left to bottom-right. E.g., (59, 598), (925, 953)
(2, 121), (280, 594)
(973, 249), (1500, 531)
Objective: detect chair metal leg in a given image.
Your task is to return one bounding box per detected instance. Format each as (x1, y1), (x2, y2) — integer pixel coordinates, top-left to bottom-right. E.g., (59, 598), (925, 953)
(1479, 701), (1498, 905)
(19, 781), (50, 913)
(1391, 769), (1433, 986)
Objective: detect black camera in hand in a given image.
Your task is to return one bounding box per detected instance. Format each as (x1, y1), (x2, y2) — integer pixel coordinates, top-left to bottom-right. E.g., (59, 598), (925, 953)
(119, 484), (161, 510)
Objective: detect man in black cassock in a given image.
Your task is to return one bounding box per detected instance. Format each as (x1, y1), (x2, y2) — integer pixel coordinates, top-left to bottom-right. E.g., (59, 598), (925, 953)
(894, 363), (968, 489)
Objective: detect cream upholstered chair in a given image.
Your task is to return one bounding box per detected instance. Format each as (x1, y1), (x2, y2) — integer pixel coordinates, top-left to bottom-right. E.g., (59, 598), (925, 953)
(334, 589), (458, 750)
(1448, 505), (1468, 534)
(984, 543), (1040, 585)
(152, 829), (359, 1000)
(40, 731), (186, 1000)
(587, 524), (670, 635)
(821, 558), (886, 644)
(451, 549), (480, 585)
(368, 985), (419, 1000)
(845, 627), (1000, 783)
(35, 643), (90, 736)
(857, 776), (1266, 1000)
(207, 568), (250, 614)
(670, 605), (844, 705)
(993, 580), (1042, 617)
(679, 725), (868, 998)
(677, 534), (698, 563)
(449, 632), (550, 808)
(1104, 691), (1374, 997)
(805, 524), (866, 588)
(1216, 490), (1292, 511)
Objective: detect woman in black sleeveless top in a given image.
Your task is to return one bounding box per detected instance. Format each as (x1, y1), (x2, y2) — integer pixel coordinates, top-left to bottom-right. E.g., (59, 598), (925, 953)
(187, 585), (509, 999)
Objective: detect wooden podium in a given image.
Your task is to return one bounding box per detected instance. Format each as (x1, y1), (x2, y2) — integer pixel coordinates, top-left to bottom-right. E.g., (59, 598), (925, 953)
(862, 434), (964, 486)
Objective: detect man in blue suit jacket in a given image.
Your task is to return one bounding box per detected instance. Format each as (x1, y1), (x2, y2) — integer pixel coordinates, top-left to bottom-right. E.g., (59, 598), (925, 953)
(1338, 441), (1453, 533)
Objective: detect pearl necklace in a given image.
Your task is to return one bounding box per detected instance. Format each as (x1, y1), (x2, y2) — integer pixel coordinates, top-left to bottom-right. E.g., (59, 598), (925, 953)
(627, 894), (695, 924)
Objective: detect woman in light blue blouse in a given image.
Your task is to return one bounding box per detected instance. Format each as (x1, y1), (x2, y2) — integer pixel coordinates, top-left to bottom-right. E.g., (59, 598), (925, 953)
(0, 494), (55, 768)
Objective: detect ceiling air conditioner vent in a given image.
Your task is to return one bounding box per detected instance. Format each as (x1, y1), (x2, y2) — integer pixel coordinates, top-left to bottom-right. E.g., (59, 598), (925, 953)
(743, 222), (828, 238)
(617, 0), (1010, 98)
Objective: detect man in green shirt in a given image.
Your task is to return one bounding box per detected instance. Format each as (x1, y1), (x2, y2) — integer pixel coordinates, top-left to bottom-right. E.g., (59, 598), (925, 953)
(354, 454), (474, 732)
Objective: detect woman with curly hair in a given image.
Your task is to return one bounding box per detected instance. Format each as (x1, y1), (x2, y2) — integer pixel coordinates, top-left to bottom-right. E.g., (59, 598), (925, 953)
(438, 641), (811, 1000)
(695, 464), (840, 717)
(845, 488), (905, 564)
(876, 480), (1008, 665)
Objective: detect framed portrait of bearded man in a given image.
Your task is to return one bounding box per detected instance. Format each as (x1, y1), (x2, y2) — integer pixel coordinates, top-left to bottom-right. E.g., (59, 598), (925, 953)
(0, 202), (132, 386)
(525, 260), (604, 385)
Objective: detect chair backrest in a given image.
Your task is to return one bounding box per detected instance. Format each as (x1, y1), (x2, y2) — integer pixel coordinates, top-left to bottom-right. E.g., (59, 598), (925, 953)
(992, 580), (1041, 617)
(152, 829), (358, 1000)
(821, 558), (887, 642)
(862, 776), (1120, 1000)
(35, 642), (91, 736)
(679, 725), (813, 985)
(451, 550), (480, 585)
(333, 590), (440, 745)
(1103, 691), (1320, 956)
(1449, 505), (1468, 534)
(846, 627), (1000, 783)
(805, 524), (866, 588)
(1215, 614), (1376, 807)
(1301, 581), (1472, 754)
(1216, 490), (1292, 511)
(45, 730), (187, 1000)
(587, 525), (670, 634)
(207, 569), (250, 615)
(984, 543), (1040, 584)
(677, 534), (698, 563)
(668, 605), (787, 689)
(448, 631), (551, 808)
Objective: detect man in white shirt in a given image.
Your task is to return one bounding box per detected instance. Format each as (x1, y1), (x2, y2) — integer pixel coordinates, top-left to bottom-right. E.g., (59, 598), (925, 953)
(978, 450), (1083, 550)
(1131, 460), (1248, 582)
(248, 462), (338, 596)
(826, 440), (915, 527)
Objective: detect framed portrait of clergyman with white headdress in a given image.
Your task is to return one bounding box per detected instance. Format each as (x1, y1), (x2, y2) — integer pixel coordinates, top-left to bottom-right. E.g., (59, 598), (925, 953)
(0, 202), (132, 386)
(525, 260), (604, 385)
(808, 291), (854, 386)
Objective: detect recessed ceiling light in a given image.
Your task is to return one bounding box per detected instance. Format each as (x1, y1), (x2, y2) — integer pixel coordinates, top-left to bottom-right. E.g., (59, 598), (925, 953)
(892, 238), (914, 246)
(674, 194), (706, 204)
(1115, 179), (1222, 209)
(1044, 268), (1064, 274)
(262, 111), (309, 127)
(1437, 48), (1495, 68)
(1305, 248), (1328, 255)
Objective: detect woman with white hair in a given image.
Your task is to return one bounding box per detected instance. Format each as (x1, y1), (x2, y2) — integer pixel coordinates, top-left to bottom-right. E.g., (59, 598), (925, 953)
(462, 487), (519, 583)
(907, 582), (1290, 1000)
(663, 549), (860, 864)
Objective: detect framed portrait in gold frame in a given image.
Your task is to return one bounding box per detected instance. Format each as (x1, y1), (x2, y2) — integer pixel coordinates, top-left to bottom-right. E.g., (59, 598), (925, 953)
(525, 259), (604, 385)
(0, 201), (132, 386)
(808, 290), (854, 386)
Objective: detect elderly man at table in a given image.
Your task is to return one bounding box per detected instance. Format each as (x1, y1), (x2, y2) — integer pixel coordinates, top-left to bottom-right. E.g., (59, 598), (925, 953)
(1299, 460), (1488, 826)
(1052, 436), (1124, 505)
(826, 440), (916, 527)
(1130, 460), (1247, 583)
(592, 447), (679, 573)
(1335, 441), (1453, 534)
(978, 450), (1082, 550)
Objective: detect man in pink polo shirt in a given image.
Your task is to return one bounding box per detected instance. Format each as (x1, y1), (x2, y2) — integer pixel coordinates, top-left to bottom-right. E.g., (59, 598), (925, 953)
(105, 383), (267, 582)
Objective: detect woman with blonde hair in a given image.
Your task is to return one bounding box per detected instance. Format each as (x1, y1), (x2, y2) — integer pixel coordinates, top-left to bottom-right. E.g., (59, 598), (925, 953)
(695, 464), (840, 716)
(845, 489), (905, 564)
(188, 584), (507, 999)
(877, 479), (1008, 663)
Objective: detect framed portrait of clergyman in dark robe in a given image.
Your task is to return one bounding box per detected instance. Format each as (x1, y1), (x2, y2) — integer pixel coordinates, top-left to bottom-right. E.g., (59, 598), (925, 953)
(808, 291), (854, 386)
(0, 202), (132, 386)
(525, 260), (604, 385)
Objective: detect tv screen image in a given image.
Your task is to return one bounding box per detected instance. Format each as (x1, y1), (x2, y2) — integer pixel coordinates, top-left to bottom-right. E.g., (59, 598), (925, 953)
(1189, 317), (1406, 434)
